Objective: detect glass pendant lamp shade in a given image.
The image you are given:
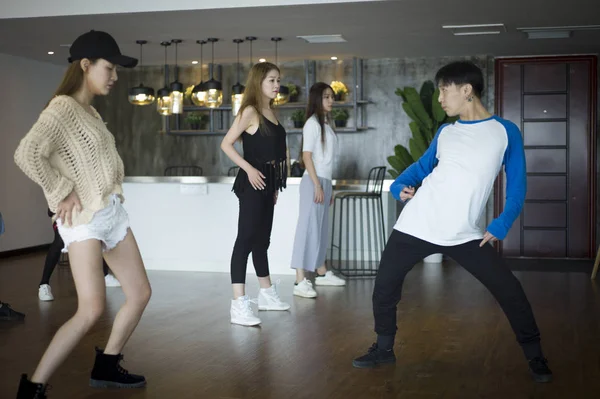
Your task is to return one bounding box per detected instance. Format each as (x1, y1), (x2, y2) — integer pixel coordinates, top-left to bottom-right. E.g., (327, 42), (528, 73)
(191, 40), (207, 107)
(128, 40), (155, 106)
(205, 38), (223, 109)
(274, 85), (289, 106)
(157, 87), (172, 115)
(169, 39), (183, 114)
(205, 78), (223, 108)
(231, 82), (244, 116)
(157, 41), (172, 115)
(129, 84), (155, 105)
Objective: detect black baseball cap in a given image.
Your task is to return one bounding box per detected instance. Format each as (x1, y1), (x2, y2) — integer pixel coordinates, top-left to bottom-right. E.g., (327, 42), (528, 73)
(68, 30), (138, 68)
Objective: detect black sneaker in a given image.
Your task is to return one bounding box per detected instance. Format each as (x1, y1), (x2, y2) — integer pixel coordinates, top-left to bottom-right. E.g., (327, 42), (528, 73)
(352, 343), (396, 368)
(0, 302), (25, 321)
(90, 347), (146, 389)
(16, 374), (47, 399)
(528, 357), (552, 383)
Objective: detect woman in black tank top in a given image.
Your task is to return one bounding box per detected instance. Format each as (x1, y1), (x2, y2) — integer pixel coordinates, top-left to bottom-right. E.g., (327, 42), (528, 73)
(221, 62), (291, 327)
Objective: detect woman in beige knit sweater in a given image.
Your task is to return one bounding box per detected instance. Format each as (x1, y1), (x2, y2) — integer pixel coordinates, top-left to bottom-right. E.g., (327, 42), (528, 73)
(14, 30), (151, 398)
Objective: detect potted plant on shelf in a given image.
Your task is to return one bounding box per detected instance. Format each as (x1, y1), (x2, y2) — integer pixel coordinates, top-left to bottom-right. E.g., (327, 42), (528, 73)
(387, 80), (458, 264)
(185, 112), (209, 130)
(331, 108), (349, 128)
(331, 81), (348, 102)
(291, 109), (305, 128)
(287, 83), (299, 102)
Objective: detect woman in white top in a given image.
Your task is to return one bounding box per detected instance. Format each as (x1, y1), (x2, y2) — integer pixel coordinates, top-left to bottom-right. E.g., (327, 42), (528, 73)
(291, 82), (346, 298)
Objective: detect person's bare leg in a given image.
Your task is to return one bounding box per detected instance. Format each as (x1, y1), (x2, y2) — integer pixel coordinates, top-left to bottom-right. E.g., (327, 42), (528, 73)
(102, 229), (151, 355)
(31, 239), (105, 383)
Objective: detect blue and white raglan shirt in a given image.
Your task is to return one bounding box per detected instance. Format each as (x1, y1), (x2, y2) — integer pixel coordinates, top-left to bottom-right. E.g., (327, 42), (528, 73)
(390, 116), (526, 246)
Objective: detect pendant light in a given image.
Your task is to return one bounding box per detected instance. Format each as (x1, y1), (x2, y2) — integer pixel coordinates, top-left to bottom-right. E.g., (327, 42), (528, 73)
(128, 40), (155, 106)
(169, 39), (184, 114)
(231, 38), (245, 116)
(271, 37), (289, 106)
(204, 38), (223, 108)
(156, 41), (172, 116)
(191, 40), (207, 107)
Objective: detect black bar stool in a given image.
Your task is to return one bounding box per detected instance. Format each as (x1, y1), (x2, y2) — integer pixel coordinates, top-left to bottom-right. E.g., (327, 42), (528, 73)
(330, 166), (387, 277)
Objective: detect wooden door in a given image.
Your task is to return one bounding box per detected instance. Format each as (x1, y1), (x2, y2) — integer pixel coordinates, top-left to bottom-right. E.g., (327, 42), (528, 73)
(495, 56), (597, 258)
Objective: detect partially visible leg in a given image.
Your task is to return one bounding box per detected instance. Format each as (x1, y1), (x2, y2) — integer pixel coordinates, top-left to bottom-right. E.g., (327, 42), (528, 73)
(39, 228), (63, 286)
(314, 180), (345, 286)
(446, 241), (552, 382)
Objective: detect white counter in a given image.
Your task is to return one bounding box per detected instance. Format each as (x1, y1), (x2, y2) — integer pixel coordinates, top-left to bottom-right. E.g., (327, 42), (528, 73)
(122, 177), (398, 276)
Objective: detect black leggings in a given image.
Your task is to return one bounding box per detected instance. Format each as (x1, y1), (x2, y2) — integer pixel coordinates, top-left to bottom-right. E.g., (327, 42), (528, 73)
(373, 230), (544, 360)
(40, 228), (109, 286)
(230, 188), (275, 284)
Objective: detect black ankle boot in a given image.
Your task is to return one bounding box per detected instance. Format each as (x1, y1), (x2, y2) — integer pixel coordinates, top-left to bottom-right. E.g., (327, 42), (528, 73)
(16, 374), (47, 399)
(89, 347), (146, 389)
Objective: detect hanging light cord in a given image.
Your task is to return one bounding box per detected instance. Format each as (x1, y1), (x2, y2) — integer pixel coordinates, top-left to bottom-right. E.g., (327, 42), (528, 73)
(236, 41), (240, 83)
(200, 42), (203, 82)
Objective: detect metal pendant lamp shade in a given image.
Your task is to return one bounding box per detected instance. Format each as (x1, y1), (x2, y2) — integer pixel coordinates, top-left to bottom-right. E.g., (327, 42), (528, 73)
(128, 40), (155, 106)
(231, 38), (245, 116)
(191, 40), (207, 107)
(205, 38), (223, 109)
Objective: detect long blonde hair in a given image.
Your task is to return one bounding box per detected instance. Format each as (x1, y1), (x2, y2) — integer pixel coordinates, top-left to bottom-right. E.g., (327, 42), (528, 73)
(237, 62), (280, 135)
(46, 59), (97, 108)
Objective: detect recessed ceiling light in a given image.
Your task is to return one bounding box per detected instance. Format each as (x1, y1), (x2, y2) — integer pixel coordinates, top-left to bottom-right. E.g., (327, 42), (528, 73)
(297, 34), (346, 43)
(47, 51), (54, 55)
(259, 58), (266, 62)
(192, 60), (198, 64)
(442, 23), (506, 36)
(331, 56), (338, 60)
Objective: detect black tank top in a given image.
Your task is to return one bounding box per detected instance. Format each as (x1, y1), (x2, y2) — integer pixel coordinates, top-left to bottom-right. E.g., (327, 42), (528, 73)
(232, 117), (287, 197)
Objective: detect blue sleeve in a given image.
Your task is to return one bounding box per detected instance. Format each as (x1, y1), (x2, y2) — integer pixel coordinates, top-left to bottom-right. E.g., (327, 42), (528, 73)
(486, 119), (527, 240)
(389, 125), (446, 201)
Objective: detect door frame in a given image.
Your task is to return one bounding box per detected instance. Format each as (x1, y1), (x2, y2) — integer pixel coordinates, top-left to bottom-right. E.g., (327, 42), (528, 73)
(493, 55), (598, 258)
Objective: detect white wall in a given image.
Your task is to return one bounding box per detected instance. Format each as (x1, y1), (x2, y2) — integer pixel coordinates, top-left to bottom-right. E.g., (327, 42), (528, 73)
(0, 53), (65, 251)
(0, 0), (376, 18)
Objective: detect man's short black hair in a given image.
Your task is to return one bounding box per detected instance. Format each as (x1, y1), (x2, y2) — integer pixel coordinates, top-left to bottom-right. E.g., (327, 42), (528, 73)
(435, 61), (484, 98)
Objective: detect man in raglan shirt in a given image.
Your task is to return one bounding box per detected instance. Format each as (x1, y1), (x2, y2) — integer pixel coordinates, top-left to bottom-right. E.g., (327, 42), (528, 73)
(0, 211), (26, 321)
(352, 61), (552, 383)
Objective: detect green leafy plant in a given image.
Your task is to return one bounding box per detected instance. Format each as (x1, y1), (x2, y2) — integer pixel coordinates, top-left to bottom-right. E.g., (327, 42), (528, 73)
(291, 109), (305, 122)
(185, 112), (209, 129)
(387, 80), (458, 178)
(331, 108), (349, 121)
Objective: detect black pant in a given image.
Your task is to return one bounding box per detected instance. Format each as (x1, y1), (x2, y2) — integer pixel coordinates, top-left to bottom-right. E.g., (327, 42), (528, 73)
(40, 227), (109, 286)
(230, 188), (275, 284)
(373, 230), (543, 360)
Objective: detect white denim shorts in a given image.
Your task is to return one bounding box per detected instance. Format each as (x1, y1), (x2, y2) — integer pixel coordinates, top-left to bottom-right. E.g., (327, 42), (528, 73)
(57, 194), (129, 253)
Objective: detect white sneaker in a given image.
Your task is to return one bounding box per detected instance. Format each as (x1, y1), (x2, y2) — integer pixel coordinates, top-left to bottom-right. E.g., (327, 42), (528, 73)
(230, 296), (261, 326)
(315, 271), (346, 286)
(258, 283), (291, 311)
(104, 274), (121, 287)
(38, 284), (54, 301)
(293, 278), (318, 298)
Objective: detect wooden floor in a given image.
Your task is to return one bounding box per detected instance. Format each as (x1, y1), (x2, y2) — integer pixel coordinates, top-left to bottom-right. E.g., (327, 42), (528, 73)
(1, 252), (600, 399)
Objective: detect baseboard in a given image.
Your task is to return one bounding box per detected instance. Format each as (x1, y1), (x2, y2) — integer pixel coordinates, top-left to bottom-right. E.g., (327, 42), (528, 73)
(0, 244), (50, 259)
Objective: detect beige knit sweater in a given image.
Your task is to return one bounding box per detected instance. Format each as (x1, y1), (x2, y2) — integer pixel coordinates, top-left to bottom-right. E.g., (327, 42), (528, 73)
(14, 95), (124, 227)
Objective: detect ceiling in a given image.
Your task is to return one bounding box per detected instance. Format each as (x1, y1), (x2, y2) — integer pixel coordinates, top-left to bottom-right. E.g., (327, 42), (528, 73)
(0, 0), (598, 66)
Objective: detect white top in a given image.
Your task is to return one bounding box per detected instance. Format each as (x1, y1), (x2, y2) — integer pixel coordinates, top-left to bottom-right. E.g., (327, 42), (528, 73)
(302, 115), (337, 180)
(392, 116), (526, 246)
